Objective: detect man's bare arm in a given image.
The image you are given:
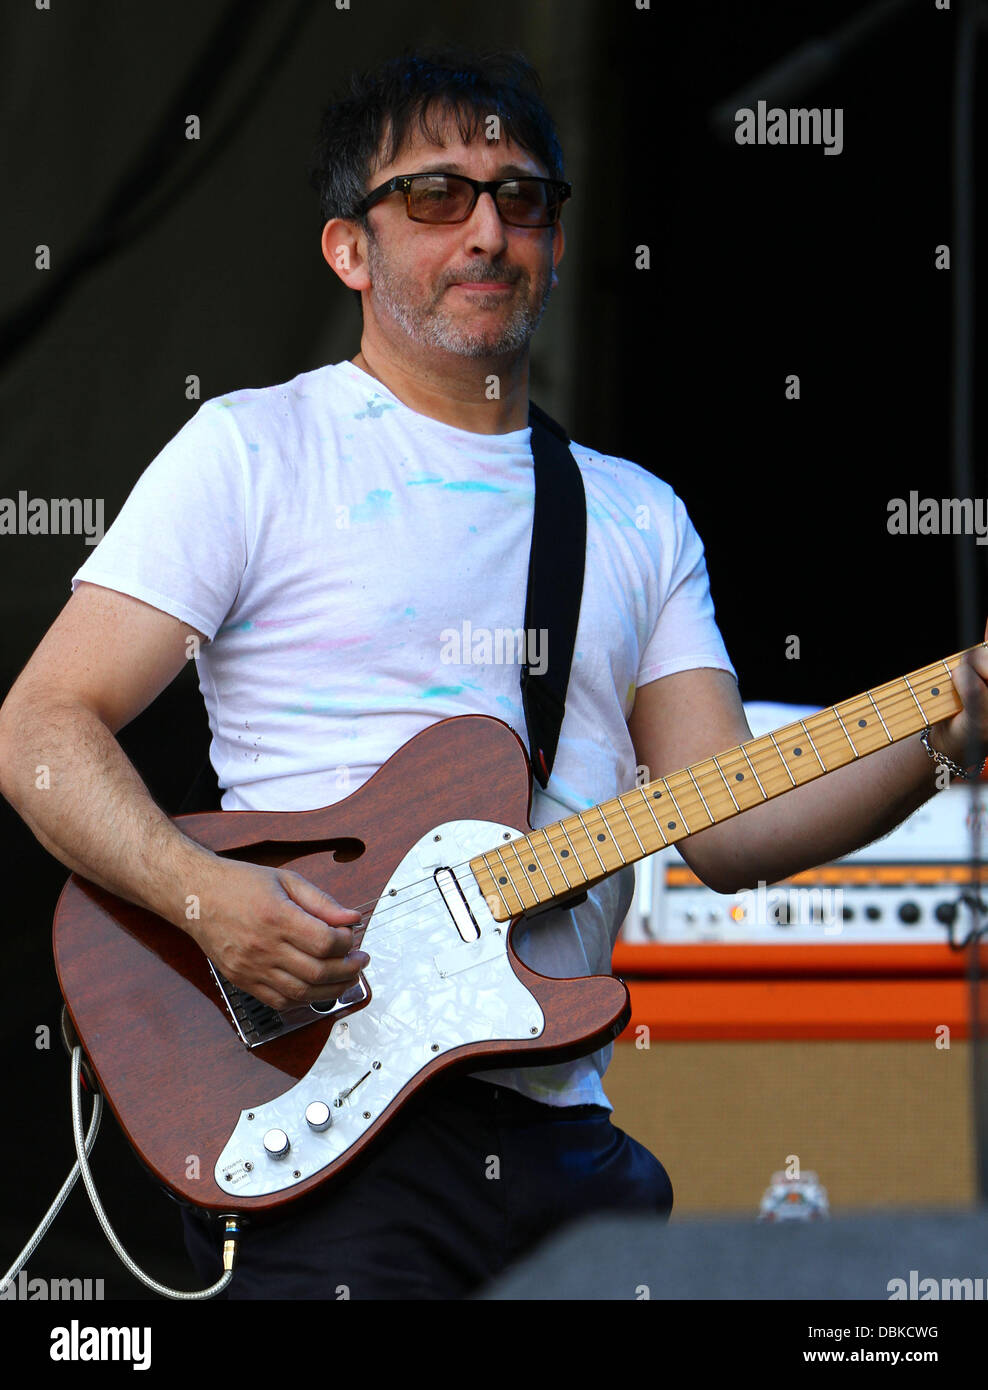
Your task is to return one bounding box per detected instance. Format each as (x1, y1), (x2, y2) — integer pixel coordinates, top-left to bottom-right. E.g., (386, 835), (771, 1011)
(0, 582), (367, 1009)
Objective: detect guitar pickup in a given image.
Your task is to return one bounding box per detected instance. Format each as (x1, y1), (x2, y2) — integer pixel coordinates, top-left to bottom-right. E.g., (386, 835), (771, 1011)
(434, 867), (480, 942)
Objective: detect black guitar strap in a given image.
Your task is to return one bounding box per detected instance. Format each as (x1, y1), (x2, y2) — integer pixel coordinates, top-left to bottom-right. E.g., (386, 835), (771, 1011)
(522, 402), (587, 790)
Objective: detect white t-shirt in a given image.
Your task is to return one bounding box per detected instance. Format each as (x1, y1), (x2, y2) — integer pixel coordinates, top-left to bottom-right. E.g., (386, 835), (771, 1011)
(72, 359), (735, 1109)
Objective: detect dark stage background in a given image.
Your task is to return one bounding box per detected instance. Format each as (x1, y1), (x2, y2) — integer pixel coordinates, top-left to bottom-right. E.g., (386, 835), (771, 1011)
(0, 0), (985, 1304)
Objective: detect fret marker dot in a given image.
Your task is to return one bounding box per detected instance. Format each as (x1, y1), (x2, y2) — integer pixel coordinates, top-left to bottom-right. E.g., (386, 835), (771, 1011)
(735, 772), (744, 782)
(527, 864), (536, 873)
(793, 747), (802, 756)
(667, 822), (676, 830)
(858, 719), (867, 728)
(561, 849), (569, 858)
(597, 833), (606, 842)
(931, 687), (939, 696)
(498, 876), (507, 885)
(653, 790), (662, 798)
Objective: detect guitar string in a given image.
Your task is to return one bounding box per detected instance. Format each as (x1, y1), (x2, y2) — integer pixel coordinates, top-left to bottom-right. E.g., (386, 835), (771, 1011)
(337, 668), (966, 944)
(321, 668), (967, 949)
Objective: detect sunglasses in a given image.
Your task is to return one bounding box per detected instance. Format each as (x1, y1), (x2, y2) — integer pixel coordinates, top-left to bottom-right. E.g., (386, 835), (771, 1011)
(353, 173), (571, 228)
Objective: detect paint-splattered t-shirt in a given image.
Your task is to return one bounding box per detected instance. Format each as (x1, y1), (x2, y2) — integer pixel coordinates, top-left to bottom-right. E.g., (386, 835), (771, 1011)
(72, 360), (735, 1109)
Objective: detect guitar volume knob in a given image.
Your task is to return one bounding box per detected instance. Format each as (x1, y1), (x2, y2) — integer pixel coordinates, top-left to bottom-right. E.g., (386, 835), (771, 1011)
(305, 1101), (332, 1132)
(263, 1128), (290, 1158)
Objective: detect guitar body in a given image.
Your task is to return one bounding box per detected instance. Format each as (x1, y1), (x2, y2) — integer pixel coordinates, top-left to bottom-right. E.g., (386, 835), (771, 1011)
(53, 714), (631, 1217)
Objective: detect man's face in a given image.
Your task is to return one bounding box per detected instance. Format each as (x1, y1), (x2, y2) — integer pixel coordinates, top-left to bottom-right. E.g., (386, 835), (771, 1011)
(358, 122), (564, 359)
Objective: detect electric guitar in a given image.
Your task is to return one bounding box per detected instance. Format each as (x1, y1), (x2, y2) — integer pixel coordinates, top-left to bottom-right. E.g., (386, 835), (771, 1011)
(53, 647), (976, 1216)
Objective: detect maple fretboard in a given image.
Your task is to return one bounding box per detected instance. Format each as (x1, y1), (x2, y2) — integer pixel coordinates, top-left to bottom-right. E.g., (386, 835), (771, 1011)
(471, 648), (976, 921)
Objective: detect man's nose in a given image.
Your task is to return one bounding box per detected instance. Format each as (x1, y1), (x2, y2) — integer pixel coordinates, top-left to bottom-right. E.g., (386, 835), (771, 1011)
(463, 190), (509, 254)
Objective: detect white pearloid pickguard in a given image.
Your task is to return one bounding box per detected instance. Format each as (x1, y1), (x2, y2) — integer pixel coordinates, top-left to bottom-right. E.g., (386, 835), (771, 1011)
(214, 819), (543, 1198)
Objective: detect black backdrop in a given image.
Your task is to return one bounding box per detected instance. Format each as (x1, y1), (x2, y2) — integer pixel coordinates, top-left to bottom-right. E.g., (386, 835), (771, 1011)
(1, 0), (985, 1310)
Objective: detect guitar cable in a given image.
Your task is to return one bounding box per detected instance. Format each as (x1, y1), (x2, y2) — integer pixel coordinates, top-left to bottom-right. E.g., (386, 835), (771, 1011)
(1, 1046), (239, 1301)
(0, 1063), (101, 1298)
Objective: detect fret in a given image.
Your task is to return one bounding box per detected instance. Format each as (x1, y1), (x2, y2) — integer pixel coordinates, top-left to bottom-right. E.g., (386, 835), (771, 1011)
(531, 825), (574, 894)
(489, 846), (528, 915)
(686, 767), (715, 825)
(712, 755), (742, 810)
(630, 772), (717, 845)
(641, 777), (691, 837)
(615, 797), (647, 856)
(517, 834), (558, 898)
(503, 838), (542, 908)
(633, 778), (689, 839)
(574, 812), (608, 874)
(578, 808), (628, 870)
(710, 745), (766, 809)
(802, 710), (854, 772)
(472, 858), (511, 919)
(901, 673), (928, 723)
(739, 744), (768, 799)
(914, 661), (964, 726)
(770, 723), (824, 785)
(614, 787), (658, 852)
(797, 720), (826, 771)
(662, 776), (692, 834)
(633, 785), (670, 846)
(769, 731), (797, 784)
(832, 706), (859, 756)
(691, 757), (741, 820)
(552, 820), (589, 887)
(836, 693), (893, 756)
(866, 690), (893, 742)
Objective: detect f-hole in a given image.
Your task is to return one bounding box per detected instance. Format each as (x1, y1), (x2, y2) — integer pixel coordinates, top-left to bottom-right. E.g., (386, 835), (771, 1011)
(218, 838), (365, 868)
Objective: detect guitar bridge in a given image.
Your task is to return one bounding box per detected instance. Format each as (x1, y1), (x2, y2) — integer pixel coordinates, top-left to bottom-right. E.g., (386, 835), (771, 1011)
(208, 963), (369, 1049)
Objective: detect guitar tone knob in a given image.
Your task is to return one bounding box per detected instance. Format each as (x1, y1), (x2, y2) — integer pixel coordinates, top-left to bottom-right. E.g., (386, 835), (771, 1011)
(305, 1101), (332, 1133)
(263, 1128), (290, 1159)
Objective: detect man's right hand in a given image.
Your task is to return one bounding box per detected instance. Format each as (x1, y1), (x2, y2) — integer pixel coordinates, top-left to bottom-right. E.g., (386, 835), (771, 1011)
(180, 856), (369, 1012)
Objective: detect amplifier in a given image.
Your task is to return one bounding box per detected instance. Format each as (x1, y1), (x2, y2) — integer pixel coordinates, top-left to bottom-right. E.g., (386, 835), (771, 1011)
(607, 705), (988, 1215)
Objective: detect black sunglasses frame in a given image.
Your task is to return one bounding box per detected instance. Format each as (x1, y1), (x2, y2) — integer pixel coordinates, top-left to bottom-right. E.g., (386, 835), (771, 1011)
(353, 173), (572, 227)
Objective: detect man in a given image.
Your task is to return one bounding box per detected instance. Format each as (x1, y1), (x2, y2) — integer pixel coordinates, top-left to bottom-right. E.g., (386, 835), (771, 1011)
(0, 49), (985, 1300)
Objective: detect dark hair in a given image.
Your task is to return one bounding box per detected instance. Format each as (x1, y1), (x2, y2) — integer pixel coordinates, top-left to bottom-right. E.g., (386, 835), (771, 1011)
(308, 47), (565, 226)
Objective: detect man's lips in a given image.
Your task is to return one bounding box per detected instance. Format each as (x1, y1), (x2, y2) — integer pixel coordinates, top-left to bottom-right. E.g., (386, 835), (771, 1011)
(448, 281), (514, 292)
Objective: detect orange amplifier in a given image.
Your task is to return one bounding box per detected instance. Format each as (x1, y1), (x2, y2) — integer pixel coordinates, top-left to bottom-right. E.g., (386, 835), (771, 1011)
(613, 712), (988, 1042)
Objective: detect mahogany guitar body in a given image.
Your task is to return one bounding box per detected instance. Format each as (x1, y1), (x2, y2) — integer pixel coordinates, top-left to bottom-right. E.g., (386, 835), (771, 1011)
(53, 715), (631, 1218)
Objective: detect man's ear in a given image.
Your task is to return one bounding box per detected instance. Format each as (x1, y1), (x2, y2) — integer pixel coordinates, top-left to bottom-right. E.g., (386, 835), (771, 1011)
(320, 218), (372, 292)
(550, 219), (565, 288)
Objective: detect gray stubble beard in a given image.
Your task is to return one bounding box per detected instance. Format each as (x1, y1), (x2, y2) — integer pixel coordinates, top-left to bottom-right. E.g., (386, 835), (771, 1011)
(364, 235), (554, 358)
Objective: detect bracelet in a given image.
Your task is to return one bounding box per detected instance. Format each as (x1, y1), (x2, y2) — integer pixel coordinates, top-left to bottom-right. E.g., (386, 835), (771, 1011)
(920, 726), (986, 782)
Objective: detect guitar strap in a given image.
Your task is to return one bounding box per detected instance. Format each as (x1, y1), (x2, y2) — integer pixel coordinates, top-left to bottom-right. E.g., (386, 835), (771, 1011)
(523, 402), (587, 790)
(178, 401), (587, 814)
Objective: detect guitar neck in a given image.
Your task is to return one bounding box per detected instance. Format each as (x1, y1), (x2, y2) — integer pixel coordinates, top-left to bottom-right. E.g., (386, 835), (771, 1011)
(471, 647), (977, 922)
